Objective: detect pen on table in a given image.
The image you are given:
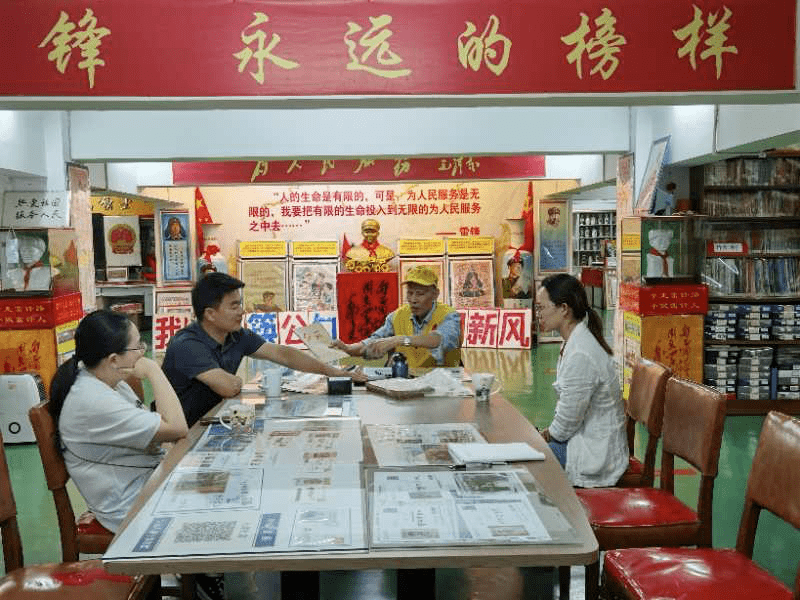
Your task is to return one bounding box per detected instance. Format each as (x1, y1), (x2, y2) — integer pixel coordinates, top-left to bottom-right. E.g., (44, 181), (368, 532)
(449, 461), (507, 470)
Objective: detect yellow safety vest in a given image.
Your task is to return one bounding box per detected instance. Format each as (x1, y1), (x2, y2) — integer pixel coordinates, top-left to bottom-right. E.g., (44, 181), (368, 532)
(392, 304), (462, 368)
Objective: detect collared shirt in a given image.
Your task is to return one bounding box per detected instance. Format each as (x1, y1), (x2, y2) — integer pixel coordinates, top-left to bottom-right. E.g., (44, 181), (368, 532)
(364, 302), (461, 365)
(548, 319), (628, 488)
(162, 321), (264, 427)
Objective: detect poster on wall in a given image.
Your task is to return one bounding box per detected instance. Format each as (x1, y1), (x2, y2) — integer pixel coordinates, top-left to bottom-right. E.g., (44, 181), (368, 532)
(67, 163), (96, 311)
(448, 257), (494, 309)
(239, 259), (288, 313)
(538, 199), (569, 272)
(398, 258), (446, 304)
(160, 211), (191, 283)
(634, 136), (670, 215)
(291, 261), (337, 312)
(336, 272), (398, 344)
(103, 215), (142, 267)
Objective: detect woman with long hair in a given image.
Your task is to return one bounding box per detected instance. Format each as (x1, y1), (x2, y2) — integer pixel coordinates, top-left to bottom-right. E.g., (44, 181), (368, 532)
(536, 273), (627, 487)
(49, 309), (188, 533)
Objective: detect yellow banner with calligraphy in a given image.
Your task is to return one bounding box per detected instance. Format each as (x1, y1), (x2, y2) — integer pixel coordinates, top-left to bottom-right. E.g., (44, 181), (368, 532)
(446, 236), (494, 255)
(91, 194), (155, 216)
(397, 239), (446, 256)
(291, 240), (339, 258)
(238, 240), (288, 258)
(641, 314), (703, 384)
(56, 320), (78, 355)
(620, 217), (641, 251)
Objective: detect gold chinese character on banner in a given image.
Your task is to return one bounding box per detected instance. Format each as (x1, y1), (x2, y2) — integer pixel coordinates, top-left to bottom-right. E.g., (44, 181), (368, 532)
(438, 156), (481, 177)
(251, 160), (269, 182)
(39, 9), (110, 89)
(287, 160), (302, 173)
(344, 15), (411, 79)
(561, 8), (626, 80)
(393, 158), (411, 177)
(458, 15), (512, 76)
(674, 5), (737, 79)
(234, 13), (299, 84)
(320, 160), (335, 175)
(353, 159), (376, 174)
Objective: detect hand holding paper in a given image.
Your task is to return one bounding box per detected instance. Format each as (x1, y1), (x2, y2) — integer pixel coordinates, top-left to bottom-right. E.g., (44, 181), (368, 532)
(295, 323), (349, 363)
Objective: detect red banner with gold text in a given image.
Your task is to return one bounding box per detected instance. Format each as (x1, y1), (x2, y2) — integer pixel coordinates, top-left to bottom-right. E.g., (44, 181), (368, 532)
(173, 156), (545, 184)
(1, 0), (794, 97)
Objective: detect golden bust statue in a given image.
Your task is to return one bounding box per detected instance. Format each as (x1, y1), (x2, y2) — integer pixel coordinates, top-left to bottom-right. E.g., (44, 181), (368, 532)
(345, 218), (395, 272)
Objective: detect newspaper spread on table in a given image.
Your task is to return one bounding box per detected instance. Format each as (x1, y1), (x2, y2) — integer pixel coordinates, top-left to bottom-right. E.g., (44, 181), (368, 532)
(104, 417), (366, 559)
(370, 469), (552, 546)
(365, 423), (486, 466)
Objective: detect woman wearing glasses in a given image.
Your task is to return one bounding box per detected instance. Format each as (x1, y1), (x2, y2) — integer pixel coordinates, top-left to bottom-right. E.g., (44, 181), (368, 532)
(535, 273), (628, 488)
(49, 309), (188, 533)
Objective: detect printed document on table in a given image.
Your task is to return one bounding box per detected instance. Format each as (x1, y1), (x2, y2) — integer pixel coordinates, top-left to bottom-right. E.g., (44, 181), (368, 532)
(371, 469), (551, 546)
(366, 423), (486, 466)
(103, 417), (367, 560)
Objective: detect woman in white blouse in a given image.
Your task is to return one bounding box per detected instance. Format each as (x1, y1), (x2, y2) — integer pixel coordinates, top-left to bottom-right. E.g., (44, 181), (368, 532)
(536, 274), (628, 488)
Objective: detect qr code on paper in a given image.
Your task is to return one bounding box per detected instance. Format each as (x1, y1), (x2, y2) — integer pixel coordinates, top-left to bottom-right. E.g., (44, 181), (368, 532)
(174, 521), (236, 543)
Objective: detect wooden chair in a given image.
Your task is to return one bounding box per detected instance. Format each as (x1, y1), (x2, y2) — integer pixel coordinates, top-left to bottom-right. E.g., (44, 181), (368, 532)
(572, 376), (727, 599)
(28, 401), (115, 562)
(603, 411), (800, 600)
(616, 358), (671, 488)
(0, 427), (158, 600)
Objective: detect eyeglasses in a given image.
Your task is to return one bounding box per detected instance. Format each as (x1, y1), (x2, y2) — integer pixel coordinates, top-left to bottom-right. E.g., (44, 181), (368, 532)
(125, 341), (148, 353)
(535, 303), (556, 312)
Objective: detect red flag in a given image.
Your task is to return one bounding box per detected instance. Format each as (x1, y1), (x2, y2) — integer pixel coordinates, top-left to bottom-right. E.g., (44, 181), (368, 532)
(194, 187), (214, 257)
(521, 180), (535, 252)
(341, 234), (352, 260)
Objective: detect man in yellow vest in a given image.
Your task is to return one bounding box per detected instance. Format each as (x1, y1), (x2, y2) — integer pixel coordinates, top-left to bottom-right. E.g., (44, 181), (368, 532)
(331, 265), (462, 367)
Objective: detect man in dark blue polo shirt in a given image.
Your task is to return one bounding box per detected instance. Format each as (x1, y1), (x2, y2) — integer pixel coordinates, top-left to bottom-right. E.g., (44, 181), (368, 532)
(163, 272), (365, 427)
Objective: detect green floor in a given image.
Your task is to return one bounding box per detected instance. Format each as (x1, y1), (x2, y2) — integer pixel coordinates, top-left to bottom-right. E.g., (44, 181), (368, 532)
(3, 313), (798, 591)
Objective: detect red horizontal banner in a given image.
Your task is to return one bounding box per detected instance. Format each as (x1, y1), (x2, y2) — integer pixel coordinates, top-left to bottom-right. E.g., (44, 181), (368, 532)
(173, 156), (545, 184)
(1, 0), (794, 97)
(0, 292), (83, 330)
(620, 282), (709, 316)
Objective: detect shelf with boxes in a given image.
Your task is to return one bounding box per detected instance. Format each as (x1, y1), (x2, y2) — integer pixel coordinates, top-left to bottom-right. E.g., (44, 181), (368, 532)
(704, 301), (800, 415)
(573, 210), (616, 267)
(696, 155), (800, 415)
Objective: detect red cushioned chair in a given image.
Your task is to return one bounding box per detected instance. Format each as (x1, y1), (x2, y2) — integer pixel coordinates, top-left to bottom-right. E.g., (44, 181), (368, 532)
(573, 376), (727, 600)
(0, 426), (158, 600)
(616, 358), (671, 488)
(603, 411), (800, 600)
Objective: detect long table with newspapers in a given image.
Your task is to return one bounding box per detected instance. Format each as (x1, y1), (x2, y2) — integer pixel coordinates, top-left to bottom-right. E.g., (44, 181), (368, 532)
(102, 385), (598, 598)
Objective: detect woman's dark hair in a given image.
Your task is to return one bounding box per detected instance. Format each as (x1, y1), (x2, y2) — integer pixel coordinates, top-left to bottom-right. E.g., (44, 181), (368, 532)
(48, 310), (132, 439)
(540, 273), (612, 355)
(192, 272), (245, 322)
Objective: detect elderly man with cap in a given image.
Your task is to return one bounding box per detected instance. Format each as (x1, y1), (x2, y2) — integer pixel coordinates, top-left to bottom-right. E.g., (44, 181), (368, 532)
(332, 265), (462, 367)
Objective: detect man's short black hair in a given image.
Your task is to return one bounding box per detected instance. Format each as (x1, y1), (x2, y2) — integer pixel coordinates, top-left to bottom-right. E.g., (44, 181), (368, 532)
(192, 272), (245, 322)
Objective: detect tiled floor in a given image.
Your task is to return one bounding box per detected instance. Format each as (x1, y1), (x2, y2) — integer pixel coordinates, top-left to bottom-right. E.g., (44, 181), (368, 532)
(3, 310), (798, 598)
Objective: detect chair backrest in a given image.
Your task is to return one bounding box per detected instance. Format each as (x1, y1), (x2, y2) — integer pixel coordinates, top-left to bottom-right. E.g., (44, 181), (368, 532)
(625, 358), (671, 486)
(660, 376), (727, 547)
(737, 412), (800, 597)
(0, 429), (25, 573)
(28, 400), (80, 562)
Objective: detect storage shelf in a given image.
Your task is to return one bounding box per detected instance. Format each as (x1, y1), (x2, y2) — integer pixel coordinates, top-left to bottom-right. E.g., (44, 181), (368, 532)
(726, 398), (800, 416)
(704, 185), (800, 192)
(704, 339), (800, 346)
(700, 215), (800, 222)
(709, 296), (800, 303)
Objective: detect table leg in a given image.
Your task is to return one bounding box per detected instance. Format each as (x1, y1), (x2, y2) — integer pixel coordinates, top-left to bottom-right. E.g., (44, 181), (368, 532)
(281, 571), (320, 600)
(396, 568), (435, 600)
